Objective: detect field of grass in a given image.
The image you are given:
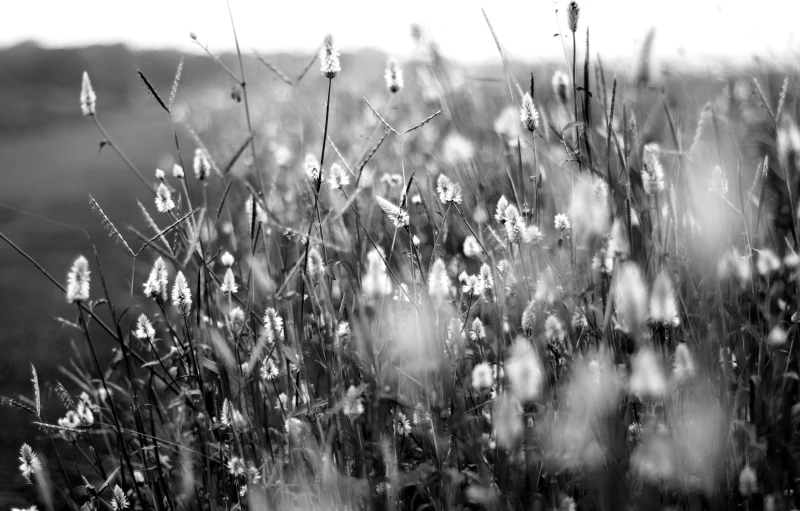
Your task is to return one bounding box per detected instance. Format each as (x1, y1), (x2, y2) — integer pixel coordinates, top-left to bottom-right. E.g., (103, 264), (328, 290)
(2, 5), (800, 510)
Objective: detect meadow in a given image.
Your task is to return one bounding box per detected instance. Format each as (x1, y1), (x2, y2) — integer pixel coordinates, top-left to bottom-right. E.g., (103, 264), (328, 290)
(2, 3), (799, 510)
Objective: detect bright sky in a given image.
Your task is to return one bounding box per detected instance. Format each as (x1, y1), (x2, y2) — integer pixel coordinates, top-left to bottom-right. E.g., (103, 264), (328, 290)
(2, 0), (798, 65)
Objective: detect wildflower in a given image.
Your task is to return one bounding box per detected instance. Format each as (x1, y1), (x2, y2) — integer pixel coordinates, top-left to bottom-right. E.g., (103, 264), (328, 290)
(554, 213), (570, 231)
(505, 337), (544, 402)
(342, 385), (364, 419)
(472, 362), (494, 391)
(673, 343), (696, 383)
(227, 457), (246, 478)
(172, 271), (192, 316)
(572, 308), (588, 329)
(395, 411), (411, 435)
(478, 263), (495, 302)
(221, 399), (247, 430)
(260, 357), (280, 380)
(567, 1), (580, 32)
(641, 145), (665, 195)
(756, 249), (781, 276)
(305, 154), (321, 185)
(493, 393), (524, 447)
(376, 196), (409, 228)
(442, 132), (475, 164)
(384, 58), (403, 93)
(629, 349), (666, 399)
(524, 225), (544, 244)
(436, 174), (463, 204)
(393, 282), (411, 302)
(521, 299), (537, 332)
(428, 258), (451, 302)
(220, 268), (238, 295)
(552, 70), (570, 106)
(650, 269), (679, 326)
(308, 246), (326, 279)
(155, 183), (175, 213)
(19, 444), (41, 484)
(110, 485), (128, 510)
(221, 251), (235, 267)
(494, 105), (522, 143)
(615, 263), (648, 334)
(262, 308), (285, 343)
(193, 148), (210, 180)
(363, 248), (393, 298)
(66, 255), (91, 303)
(461, 273), (483, 296)
(245, 195), (268, 224)
(469, 317), (486, 341)
(336, 321), (351, 345)
(739, 465), (758, 496)
(172, 163), (184, 178)
(558, 496), (577, 511)
(285, 417), (303, 435)
(410, 193), (422, 205)
(80, 71), (96, 116)
(520, 92), (539, 132)
(768, 325), (788, 346)
(155, 167), (165, 180)
(144, 257), (169, 301)
(463, 235), (482, 258)
(134, 314), (155, 342)
(545, 315), (566, 344)
(709, 165), (728, 195)
(327, 162), (350, 189)
(504, 206), (525, 245)
(320, 34), (341, 78)
(380, 173), (403, 187)
(592, 249), (614, 274)
(495, 195), (510, 223)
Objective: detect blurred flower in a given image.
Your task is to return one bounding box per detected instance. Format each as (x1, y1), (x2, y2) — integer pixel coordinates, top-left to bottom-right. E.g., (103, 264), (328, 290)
(756, 249), (781, 276)
(380, 173), (403, 187)
(460, 272), (483, 295)
(470, 317), (486, 341)
(739, 465), (758, 496)
(521, 299), (537, 332)
(520, 92), (539, 132)
(463, 235), (482, 258)
(245, 195), (268, 225)
(545, 315), (566, 344)
(172, 164), (184, 179)
(172, 271), (192, 316)
(524, 225), (544, 244)
(342, 385), (364, 419)
(320, 34), (341, 78)
(308, 246), (326, 279)
(144, 257), (169, 301)
(641, 145), (665, 196)
(493, 393), (523, 447)
(615, 263), (648, 334)
(155, 183), (175, 213)
(631, 432), (674, 483)
(629, 349), (666, 399)
(552, 70), (570, 106)
(221, 251), (235, 267)
(437, 174), (463, 204)
(273, 145), (292, 168)
(650, 269), (679, 326)
(494, 105), (522, 144)
(193, 148), (210, 180)
(429, 258), (451, 303)
(709, 165), (728, 195)
(18, 444), (41, 484)
(554, 214), (571, 231)
(327, 162), (350, 189)
(768, 324), (788, 346)
(134, 314), (155, 342)
(505, 337), (543, 402)
(80, 71), (96, 116)
(443, 132), (475, 164)
(305, 154), (321, 185)
(384, 58), (403, 93)
(472, 362), (494, 390)
(67, 255), (91, 303)
(673, 343), (696, 383)
(155, 167), (165, 180)
(363, 248), (392, 298)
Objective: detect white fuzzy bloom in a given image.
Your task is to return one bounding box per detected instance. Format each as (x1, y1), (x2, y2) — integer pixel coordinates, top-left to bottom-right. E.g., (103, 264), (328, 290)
(305, 154), (321, 185)
(376, 196), (409, 228)
(221, 251), (235, 267)
(19, 444), (41, 484)
(738, 465), (758, 496)
(649, 269), (679, 326)
(227, 456), (246, 478)
(504, 205), (524, 245)
(520, 92), (539, 132)
(463, 235), (482, 258)
(552, 70), (570, 106)
(471, 362), (494, 390)
(320, 34), (341, 78)
(220, 268), (238, 295)
(327, 162), (350, 189)
(111, 485), (129, 510)
(193, 148), (210, 180)
(470, 317), (486, 341)
(245, 195), (268, 225)
(80, 71), (96, 116)
(505, 337), (544, 403)
(493, 393), (524, 448)
(172, 271), (192, 316)
(262, 308), (285, 344)
(615, 263), (648, 333)
(768, 325), (788, 346)
(673, 343), (696, 383)
(436, 174), (463, 204)
(67, 255), (91, 303)
(342, 385), (364, 419)
(155, 168), (166, 180)
(554, 214), (571, 231)
(134, 314), (156, 342)
(384, 58), (403, 93)
(144, 257), (169, 301)
(641, 145), (665, 195)
(479, 263), (495, 303)
(261, 357), (280, 380)
(756, 249), (781, 276)
(629, 349), (666, 399)
(524, 225), (544, 244)
(172, 164), (185, 179)
(544, 315), (566, 344)
(394, 411), (411, 435)
(155, 183), (175, 213)
(428, 258), (451, 303)
(495, 195), (510, 223)
(363, 248), (392, 298)
(709, 165), (728, 195)
(337, 321), (351, 345)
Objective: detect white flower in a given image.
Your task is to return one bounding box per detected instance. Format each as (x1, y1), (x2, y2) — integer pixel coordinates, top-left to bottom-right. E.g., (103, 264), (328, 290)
(193, 148), (210, 180)
(262, 308), (285, 343)
(520, 92), (539, 132)
(320, 34), (341, 78)
(615, 263), (648, 333)
(494, 195), (510, 223)
(155, 168), (165, 180)
(245, 195), (268, 225)
(376, 196), (409, 228)
(544, 315), (565, 344)
(738, 465), (758, 496)
(641, 145), (665, 195)
(650, 269), (679, 326)
(629, 349), (666, 398)
(111, 485), (128, 510)
(428, 258), (451, 303)
(756, 249), (781, 276)
(471, 362), (494, 390)
(394, 411), (411, 435)
(261, 357), (280, 380)
(336, 321), (351, 345)
(80, 71), (96, 116)
(768, 325), (788, 346)
(363, 248), (393, 298)
(469, 317), (486, 341)
(274, 145), (292, 167)
(504, 206), (524, 245)
(155, 183), (175, 213)
(327, 162), (350, 189)
(305, 154), (321, 185)
(384, 58), (403, 93)
(67, 255), (91, 303)
(220, 268), (238, 295)
(172, 271), (192, 316)
(144, 257), (169, 301)
(673, 343), (696, 383)
(342, 385), (364, 419)
(442, 132), (475, 164)
(436, 174), (463, 204)
(493, 393), (523, 448)
(709, 165), (728, 195)
(505, 337), (543, 403)
(554, 214), (570, 231)
(134, 314), (155, 342)
(463, 235), (482, 258)
(19, 444), (41, 484)
(227, 457), (246, 478)
(172, 164), (184, 178)
(221, 251), (235, 267)
(478, 263), (495, 303)
(524, 225), (544, 244)
(460, 273), (483, 296)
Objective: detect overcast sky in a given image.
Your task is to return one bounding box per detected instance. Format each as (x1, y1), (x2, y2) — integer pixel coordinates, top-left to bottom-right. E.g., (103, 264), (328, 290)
(2, 0), (798, 65)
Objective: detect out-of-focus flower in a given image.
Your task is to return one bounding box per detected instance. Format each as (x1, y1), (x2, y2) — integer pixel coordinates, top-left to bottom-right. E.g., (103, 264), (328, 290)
(342, 385), (364, 419)
(220, 268), (238, 295)
(172, 164), (185, 179)
(673, 343), (696, 383)
(545, 315), (566, 344)
(524, 225), (544, 245)
(471, 362), (494, 391)
(327, 162), (350, 189)
(629, 349), (666, 398)
(739, 465), (758, 496)
(768, 325), (788, 346)
(615, 263), (648, 334)
(193, 148), (210, 180)
(493, 393), (523, 448)
(305, 154), (321, 185)
(384, 58), (403, 93)
(463, 235), (482, 258)
(428, 258), (451, 303)
(756, 249), (781, 276)
(363, 248), (392, 298)
(552, 71), (570, 106)
(221, 251), (235, 267)
(442, 132), (475, 164)
(650, 269), (679, 326)
(709, 165), (728, 195)
(505, 337), (543, 402)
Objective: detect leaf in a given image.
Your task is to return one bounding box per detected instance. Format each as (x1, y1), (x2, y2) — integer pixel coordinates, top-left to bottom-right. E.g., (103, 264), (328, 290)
(98, 466), (120, 493)
(137, 70), (169, 114)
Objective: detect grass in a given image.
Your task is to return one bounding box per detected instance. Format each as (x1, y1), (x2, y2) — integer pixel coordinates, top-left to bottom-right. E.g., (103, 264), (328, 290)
(2, 4), (799, 510)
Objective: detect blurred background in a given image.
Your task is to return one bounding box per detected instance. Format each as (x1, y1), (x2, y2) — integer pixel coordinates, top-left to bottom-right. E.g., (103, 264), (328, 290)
(1, 0), (798, 503)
